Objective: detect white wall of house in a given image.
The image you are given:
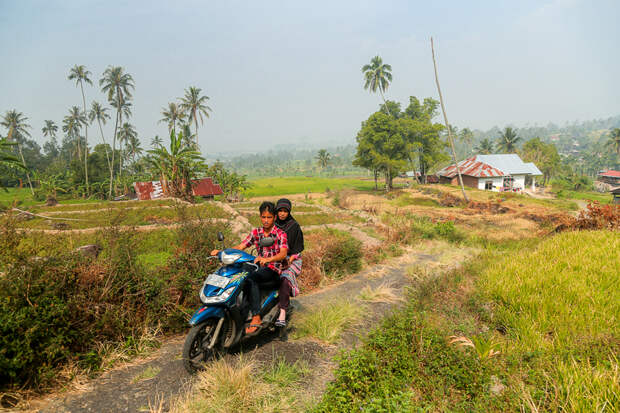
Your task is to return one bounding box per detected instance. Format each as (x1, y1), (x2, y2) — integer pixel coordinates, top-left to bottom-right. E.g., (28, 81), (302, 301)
(478, 177), (504, 191)
(512, 175), (526, 190)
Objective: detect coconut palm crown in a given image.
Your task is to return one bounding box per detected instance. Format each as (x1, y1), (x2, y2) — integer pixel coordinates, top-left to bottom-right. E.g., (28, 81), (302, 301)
(362, 56), (393, 105)
(179, 86), (211, 145)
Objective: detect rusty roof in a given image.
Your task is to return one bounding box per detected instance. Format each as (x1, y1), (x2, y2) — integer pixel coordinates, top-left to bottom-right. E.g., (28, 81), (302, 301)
(437, 157), (505, 178)
(191, 178), (223, 196)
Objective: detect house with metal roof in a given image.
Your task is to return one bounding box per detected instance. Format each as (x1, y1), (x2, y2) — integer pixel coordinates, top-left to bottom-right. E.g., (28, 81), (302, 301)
(437, 154), (542, 192)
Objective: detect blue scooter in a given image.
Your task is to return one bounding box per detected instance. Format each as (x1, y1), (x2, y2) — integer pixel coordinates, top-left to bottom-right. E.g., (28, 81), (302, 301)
(182, 233), (288, 373)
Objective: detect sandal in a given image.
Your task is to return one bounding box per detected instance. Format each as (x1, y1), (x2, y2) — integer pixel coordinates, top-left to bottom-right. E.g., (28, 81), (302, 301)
(245, 315), (262, 334)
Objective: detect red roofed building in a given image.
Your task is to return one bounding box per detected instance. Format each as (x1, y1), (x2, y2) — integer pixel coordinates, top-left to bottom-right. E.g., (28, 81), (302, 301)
(597, 170), (620, 187)
(133, 177), (223, 200)
(437, 154), (542, 192)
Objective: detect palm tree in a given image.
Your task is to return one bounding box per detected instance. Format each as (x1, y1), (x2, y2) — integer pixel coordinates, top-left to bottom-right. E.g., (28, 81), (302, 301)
(89, 101), (112, 175)
(117, 122), (137, 177)
(0, 138), (26, 188)
(1, 110), (34, 194)
(475, 138), (495, 155)
(606, 128), (620, 159)
(126, 135), (143, 166)
(42, 120), (58, 140)
(496, 127), (521, 153)
(99, 66), (135, 197)
(179, 123), (197, 150)
(151, 135), (163, 148)
(160, 102), (186, 134)
(147, 130), (204, 200)
(362, 56), (393, 115)
(179, 86), (211, 146)
(68, 64), (93, 194)
(316, 149), (331, 169)
(459, 127), (474, 146)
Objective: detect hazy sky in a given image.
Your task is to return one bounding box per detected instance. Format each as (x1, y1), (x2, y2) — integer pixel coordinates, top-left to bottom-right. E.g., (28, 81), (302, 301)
(1, 0), (619, 154)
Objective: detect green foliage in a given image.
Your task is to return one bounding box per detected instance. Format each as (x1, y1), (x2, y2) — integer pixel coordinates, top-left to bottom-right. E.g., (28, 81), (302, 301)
(354, 96), (446, 190)
(496, 126), (521, 153)
(0, 211), (225, 390)
(383, 212), (466, 244)
(520, 137), (561, 184)
(319, 229), (363, 278)
(478, 231), (620, 411)
(242, 176), (376, 197)
(314, 304), (492, 412)
(550, 174), (593, 191)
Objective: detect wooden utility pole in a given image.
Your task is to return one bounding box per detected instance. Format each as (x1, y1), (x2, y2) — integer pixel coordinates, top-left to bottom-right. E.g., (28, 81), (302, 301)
(431, 37), (468, 203)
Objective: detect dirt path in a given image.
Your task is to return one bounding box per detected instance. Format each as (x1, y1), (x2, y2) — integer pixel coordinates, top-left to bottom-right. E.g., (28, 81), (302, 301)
(31, 246), (471, 413)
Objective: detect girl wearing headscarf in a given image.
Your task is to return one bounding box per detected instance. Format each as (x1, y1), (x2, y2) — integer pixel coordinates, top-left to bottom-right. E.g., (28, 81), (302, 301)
(274, 198), (304, 327)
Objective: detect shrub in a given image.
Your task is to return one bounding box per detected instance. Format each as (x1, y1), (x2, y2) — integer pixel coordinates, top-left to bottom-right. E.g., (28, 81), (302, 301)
(0, 212), (225, 390)
(301, 229), (363, 288)
(383, 212), (466, 244)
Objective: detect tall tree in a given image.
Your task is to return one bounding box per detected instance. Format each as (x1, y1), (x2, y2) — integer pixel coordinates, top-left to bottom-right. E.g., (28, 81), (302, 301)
(179, 86), (211, 146)
(362, 56), (393, 116)
(159, 102), (186, 135)
(151, 135), (163, 148)
(117, 122), (137, 177)
(316, 149), (331, 169)
(1, 110), (34, 193)
(606, 128), (620, 161)
(431, 37), (468, 202)
(62, 106), (87, 178)
(126, 135), (143, 166)
(521, 137), (561, 185)
(89, 101), (112, 176)
(496, 127), (521, 153)
(68, 65), (93, 194)
(42, 120), (58, 140)
(475, 138), (495, 155)
(99, 66), (135, 197)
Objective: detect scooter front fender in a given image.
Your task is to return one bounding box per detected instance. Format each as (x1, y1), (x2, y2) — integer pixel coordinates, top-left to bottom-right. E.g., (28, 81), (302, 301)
(189, 306), (225, 326)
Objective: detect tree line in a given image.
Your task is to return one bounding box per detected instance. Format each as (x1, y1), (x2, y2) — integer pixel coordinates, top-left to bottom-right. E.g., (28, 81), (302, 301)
(0, 65), (250, 201)
(352, 56), (620, 190)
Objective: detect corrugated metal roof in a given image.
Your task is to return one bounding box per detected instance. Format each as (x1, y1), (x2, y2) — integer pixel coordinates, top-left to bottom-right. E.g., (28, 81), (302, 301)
(192, 178), (223, 196)
(437, 157), (504, 178)
(133, 177), (223, 200)
(476, 154), (542, 175)
(437, 154), (542, 178)
(599, 170), (620, 178)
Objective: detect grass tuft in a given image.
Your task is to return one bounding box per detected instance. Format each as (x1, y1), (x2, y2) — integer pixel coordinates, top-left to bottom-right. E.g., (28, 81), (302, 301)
(292, 301), (363, 343)
(358, 282), (403, 303)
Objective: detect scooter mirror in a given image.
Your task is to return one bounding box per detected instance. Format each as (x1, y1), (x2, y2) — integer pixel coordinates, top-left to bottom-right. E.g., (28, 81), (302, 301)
(217, 231), (225, 242)
(259, 237), (275, 248)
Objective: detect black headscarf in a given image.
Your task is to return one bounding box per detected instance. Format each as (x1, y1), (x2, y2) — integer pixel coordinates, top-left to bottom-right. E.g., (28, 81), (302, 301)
(275, 198), (304, 255)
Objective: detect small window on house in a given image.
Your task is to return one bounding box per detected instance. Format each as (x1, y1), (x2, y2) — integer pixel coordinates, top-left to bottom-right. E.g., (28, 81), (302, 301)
(484, 181), (493, 190)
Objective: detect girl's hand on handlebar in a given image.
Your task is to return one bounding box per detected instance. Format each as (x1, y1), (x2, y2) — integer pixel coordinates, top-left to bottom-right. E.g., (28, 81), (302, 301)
(254, 257), (269, 266)
(210, 249), (219, 256)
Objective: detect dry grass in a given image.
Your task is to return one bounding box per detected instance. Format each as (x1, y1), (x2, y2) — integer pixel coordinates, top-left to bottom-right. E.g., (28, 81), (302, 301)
(169, 355), (307, 413)
(358, 282), (403, 303)
(292, 300), (364, 344)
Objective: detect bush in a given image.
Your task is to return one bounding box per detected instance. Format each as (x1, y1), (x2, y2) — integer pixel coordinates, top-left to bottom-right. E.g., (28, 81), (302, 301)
(302, 229), (363, 287)
(0, 212), (225, 390)
(383, 212), (466, 244)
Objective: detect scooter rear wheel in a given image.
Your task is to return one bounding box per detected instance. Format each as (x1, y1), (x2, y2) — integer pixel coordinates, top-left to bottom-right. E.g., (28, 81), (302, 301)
(182, 318), (223, 373)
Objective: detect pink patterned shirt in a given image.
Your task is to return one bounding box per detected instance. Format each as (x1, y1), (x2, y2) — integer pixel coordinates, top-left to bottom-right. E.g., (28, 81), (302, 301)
(241, 226), (288, 274)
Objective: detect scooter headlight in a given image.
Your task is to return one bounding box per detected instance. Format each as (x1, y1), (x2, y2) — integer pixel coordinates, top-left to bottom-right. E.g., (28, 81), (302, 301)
(221, 252), (242, 265)
(200, 285), (236, 304)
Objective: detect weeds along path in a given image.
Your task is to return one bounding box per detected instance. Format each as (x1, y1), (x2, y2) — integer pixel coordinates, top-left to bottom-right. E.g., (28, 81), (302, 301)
(34, 243), (474, 413)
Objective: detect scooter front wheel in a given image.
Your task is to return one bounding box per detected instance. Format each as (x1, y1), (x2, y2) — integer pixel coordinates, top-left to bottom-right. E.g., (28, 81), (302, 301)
(182, 318), (224, 373)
